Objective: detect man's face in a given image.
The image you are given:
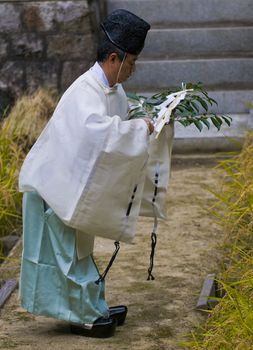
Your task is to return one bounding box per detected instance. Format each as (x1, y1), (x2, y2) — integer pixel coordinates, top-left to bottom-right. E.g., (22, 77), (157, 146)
(103, 52), (139, 87)
(116, 53), (138, 83)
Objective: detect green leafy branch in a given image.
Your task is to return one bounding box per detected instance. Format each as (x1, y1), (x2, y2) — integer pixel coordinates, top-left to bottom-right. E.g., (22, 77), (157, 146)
(127, 82), (232, 132)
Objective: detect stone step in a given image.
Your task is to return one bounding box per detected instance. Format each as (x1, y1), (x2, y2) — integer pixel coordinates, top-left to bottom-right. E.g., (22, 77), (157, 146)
(175, 113), (253, 139)
(198, 91), (253, 114)
(141, 27), (253, 59)
(124, 58), (253, 91)
(107, 0), (253, 27)
(173, 113), (252, 153)
(108, 0), (253, 152)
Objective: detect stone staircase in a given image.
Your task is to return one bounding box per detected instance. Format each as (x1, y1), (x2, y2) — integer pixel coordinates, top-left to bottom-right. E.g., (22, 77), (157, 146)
(106, 0), (253, 152)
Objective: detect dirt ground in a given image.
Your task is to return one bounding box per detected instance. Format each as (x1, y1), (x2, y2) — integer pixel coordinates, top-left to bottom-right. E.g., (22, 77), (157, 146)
(0, 154), (223, 350)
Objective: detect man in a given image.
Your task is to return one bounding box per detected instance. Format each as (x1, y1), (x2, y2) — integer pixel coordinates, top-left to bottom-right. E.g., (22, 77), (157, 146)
(19, 9), (153, 338)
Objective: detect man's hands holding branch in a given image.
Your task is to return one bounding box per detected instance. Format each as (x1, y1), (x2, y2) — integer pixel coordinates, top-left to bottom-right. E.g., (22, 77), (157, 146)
(143, 118), (154, 134)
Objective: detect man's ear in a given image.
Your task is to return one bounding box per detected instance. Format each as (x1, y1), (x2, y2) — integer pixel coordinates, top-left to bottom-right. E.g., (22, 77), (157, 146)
(108, 52), (118, 64)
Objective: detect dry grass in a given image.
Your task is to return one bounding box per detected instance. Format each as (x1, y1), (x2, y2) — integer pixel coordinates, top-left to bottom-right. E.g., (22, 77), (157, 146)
(0, 136), (23, 240)
(2, 88), (57, 152)
(182, 131), (253, 349)
(0, 88), (58, 244)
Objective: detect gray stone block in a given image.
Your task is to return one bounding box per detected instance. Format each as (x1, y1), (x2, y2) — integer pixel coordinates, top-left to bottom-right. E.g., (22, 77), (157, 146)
(10, 33), (44, 58)
(61, 60), (92, 90)
(196, 274), (219, 310)
(0, 3), (21, 32)
(0, 36), (8, 61)
(22, 3), (49, 31)
(26, 61), (59, 92)
(206, 90), (253, 114)
(0, 235), (19, 256)
(173, 136), (243, 153)
(173, 113), (251, 153)
(0, 89), (15, 119)
(54, 1), (91, 33)
(22, 1), (89, 32)
(107, 0), (253, 26)
(174, 113), (253, 139)
(0, 61), (24, 94)
(47, 33), (95, 60)
(0, 279), (18, 309)
(124, 58), (253, 91)
(0, 0), (95, 97)
(142, 27), (253, 59)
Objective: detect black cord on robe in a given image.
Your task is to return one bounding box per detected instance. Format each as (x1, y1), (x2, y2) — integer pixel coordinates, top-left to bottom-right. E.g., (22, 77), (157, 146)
(147, 168), (159, 280)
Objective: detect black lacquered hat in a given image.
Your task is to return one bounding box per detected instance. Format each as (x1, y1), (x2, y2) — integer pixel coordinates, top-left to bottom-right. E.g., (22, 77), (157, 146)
(101, 9), (151, 55)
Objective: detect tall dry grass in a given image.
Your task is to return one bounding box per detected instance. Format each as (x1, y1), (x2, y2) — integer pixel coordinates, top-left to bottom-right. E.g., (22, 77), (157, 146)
(2, 88), (57, 152)
(0, 136), (23, 238)
(0, 88), (57, 244)
(182, 131), (253, 349)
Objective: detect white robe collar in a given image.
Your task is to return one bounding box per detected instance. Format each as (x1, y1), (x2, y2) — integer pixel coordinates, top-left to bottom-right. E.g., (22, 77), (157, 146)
(90, 62), (109, 87)
(89, 62), (119, 94)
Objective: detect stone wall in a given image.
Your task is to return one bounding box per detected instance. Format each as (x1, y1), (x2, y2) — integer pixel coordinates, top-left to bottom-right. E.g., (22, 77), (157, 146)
(0, 0), (103, 115)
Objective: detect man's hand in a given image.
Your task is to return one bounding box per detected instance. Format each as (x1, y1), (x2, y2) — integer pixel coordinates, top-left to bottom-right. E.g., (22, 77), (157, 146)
(144, 118), (154, 134)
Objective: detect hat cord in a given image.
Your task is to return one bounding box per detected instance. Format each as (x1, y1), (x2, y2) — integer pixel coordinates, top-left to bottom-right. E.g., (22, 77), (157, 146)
(116, 52), (127, 84)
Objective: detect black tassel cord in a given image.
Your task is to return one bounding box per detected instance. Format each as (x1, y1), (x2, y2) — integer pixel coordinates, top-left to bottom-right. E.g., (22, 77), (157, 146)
(95, 184), (137, 285)
(95, 241), (120, 284)
(95, 166), (159, 284)
(147, 168), (159, 281)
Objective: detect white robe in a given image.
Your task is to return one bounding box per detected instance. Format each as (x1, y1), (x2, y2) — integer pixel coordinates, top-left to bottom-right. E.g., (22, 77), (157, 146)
(19, 67), (174, 258)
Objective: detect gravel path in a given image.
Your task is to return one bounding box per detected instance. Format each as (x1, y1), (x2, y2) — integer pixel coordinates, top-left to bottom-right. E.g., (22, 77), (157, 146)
(0, 155), (222, 350)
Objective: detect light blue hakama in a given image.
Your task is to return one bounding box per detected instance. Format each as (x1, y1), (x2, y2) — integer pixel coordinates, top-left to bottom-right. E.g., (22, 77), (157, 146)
(20, 192), (109, 324)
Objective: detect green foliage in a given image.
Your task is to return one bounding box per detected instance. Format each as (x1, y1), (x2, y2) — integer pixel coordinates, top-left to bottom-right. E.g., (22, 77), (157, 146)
(182, 132), (253, 349)
(127, 82), (232, 132)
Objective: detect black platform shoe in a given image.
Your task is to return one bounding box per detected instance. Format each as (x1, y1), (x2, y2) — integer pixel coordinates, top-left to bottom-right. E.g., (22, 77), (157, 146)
(70, 317), (117, 338)
(109, 305), (128, 326)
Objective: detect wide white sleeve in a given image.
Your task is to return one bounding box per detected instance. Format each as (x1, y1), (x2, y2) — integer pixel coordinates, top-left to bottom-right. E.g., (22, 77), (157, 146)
(139, 123), (175, 219)
(19, 84), (150, 243)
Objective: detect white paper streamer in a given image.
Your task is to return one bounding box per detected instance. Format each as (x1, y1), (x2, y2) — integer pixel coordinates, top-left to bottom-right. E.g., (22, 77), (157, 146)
(153, 89), (193, 139)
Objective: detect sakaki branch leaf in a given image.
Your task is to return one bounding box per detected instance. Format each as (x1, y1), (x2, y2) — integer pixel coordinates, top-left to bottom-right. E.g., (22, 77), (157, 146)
(127, 82), (232, 133)
(193, 119), (203, 132)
